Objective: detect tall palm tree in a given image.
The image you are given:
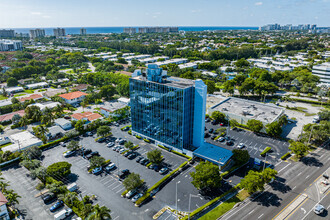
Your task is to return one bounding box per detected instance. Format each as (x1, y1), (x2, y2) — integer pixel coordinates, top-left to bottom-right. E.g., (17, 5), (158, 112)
(58, 192), (78, 206)
(0, 181), (9, 191)
(3, 189), (21, 207)
(54, 104), (64, 117)
(87, 204), (111, 220)
(19, 116), (29, 130)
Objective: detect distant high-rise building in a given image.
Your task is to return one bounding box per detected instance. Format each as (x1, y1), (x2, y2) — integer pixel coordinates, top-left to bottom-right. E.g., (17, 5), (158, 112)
(123, 27), (136, 34)
(29, 29), (45, 39)
(0, 39), (23, 51)
(53, 28), (66, 37)
(138, 27), (179, 33)
(0, 29), (15, 38)
(80, 28), (87, 35)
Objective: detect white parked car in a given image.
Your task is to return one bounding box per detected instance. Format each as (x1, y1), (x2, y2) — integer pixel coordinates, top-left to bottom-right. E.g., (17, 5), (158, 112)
(314, 204), (325, 215)
(237, 143), (245, 149)
(63, 150), (75, 158)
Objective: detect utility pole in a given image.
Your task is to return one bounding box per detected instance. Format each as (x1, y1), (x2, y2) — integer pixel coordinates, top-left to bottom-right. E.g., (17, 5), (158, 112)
(176, 181), (180, 219)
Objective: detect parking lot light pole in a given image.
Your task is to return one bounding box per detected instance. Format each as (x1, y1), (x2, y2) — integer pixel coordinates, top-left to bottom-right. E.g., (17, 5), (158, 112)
(176, 181), (181, 219)
(308, 125), (318, 145)
(263, 153), (268, 171)
(188, 194), (199, 220)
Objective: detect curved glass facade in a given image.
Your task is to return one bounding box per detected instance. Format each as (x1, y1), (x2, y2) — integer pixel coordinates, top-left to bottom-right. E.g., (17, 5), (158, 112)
(130, 78), (194, 150)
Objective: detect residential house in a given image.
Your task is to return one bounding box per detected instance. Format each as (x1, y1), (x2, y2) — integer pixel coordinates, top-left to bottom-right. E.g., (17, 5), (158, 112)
(71, 112), (103, 122)
(71, 84), (90, 91)
(0, 110), (25, 124)
(19, 94), (44, 102)
(99, 100), (128, 117)
(46, 125), (65, 140)
(28, 102), (61, 111)
(25, 82), (49, 90)
(54, 118), (72, 130)
(58, 91), (88, 105)
(0, 192), (10, 220)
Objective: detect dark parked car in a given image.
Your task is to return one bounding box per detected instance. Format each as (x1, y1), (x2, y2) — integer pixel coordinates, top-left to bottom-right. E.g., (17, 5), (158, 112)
(211, 135), (217, 140)
(128, 153), (137, 160)
(119, 169), (130, 179)
(226, 140), (234, 146)
(123, 151), (131, 157)
(211, 120), (217, 125)
(50, 200), (64, 212)
(96, 137), (106, 143)
(42, 194), (56, 204)
(204, 133), (210, 138)
(136, 156), (144, 163)
(143, 159), (150, 166)
(209, 128), (214, 133)
(139, 158), (147, 165)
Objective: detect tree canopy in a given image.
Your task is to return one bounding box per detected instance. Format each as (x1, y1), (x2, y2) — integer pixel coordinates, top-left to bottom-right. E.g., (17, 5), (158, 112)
(190, 161), (222, 190)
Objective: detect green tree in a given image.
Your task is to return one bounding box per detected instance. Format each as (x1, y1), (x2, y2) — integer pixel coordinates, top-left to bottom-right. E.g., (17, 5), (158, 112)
(67, 140), (80, 151)
(229, 119), (239, 128)
(58, 192), (78, 207)
(75, 120), (85, 133)
(97, 126), (111, 138)
(3, 189), (21, 207)
(318, 110), (330, 121)
(232, 149), (250, 165)
(190, 161), (222, 190)
(262, 168), (278, 183)
(289, 141), (309, 159)
(90, 156), (105, 169)
(30, 167), (48, 183)
(12, 114), (22, 124)
(19, 116), (29, 129)
(247, 119), (263, 133)
(81, 100), (89, 112)
(100, 85), (116, 100)
(11, 97), (20, 104)
(211, 111), (226, 122)
(124, 141), (134, 149)
(205, 80), (216, 94)
(22, 146), (42, 160)
(240, 170), (265, 193)
(146, 149), (163, 165)
(6, 77), (18, 87)
(235, 58), (250, 68)
(266, 122), (282, 137)
(87, 204), (111, 220)
(122, 173), (144, 191)
(278, 115), (288, 126)
(19, 159), (41, 170)
(47, 162), (72, 179)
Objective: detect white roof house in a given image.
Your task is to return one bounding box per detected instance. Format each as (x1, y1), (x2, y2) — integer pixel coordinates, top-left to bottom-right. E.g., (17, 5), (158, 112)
(4, 131), (42, 152)
(4, 87), (24, 94)
(28, 102), (61, 111)
(25, 82), (49, 89)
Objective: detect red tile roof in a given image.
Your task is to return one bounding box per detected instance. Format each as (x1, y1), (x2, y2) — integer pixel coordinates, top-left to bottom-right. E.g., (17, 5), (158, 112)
(0, 191), (8, 206)
(0, 110), (25, 122)
(71, 112), (102, 121)
(19, 94), (43, 102)
(58, 91), (88, 100)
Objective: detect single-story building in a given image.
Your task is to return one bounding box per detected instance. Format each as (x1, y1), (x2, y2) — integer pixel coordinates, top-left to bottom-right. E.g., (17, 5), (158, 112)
(0, 100), (12, 108)
(4, 87), (24, 94)
(19, 94), (44, 102)
(28, 102), (61, 111)
(43, 88), (67, 98)
(0, 137), (11, 146)
(193, 142), (233, 168)
(71, 84), (90, 91)
(71, 112), (103, 122)
(25, 82), (49, 90)
(5, 131), (43, 152)
(99, 100), (128, 117)
(118, 97), (130, 105)
(58, 91), (88, 105)
(46, 125), (65, 140)
(54, 118), (72, 130)
(0, 110), (25, 124)
(0, 192), (10, 220)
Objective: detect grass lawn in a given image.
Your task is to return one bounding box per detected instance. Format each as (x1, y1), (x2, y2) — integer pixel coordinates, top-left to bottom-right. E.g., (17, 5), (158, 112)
(13, 93), (25, 97)
(305, 113), (316, 116)
(0, 142), (13, 148)
(0, 95), (8, 100)
(23, 89), (35, 94)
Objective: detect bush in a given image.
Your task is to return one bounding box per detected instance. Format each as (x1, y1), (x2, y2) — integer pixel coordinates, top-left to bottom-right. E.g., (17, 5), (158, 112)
(146, 162), (152, 168)
(128, 130), (132, 135)
(260, 147), (271, 157)
(143, 138), (150, 143)
(157, 144), (169, 150)
(130, 145), (139, 150)
(171, 150), (191, 160)
(281, 152), (291, 160)
(47, 162), (72, 179)
(121, 189), (128, 197)
(136, 135), (142, 139)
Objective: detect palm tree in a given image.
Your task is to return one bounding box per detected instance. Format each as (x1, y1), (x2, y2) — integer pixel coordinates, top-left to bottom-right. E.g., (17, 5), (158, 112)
(19, 116), (29, 130)
(58, 192), (78, 206)
(3, 189), (21, 207)
(0, 181), (9, 191)
(81, 100), (88, 112)
(54, 104), (64, 117)
(87, 204), (111, 220)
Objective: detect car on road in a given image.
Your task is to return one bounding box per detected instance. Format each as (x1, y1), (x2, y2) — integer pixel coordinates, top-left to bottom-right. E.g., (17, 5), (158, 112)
(218, 137), (225, 142)
(126, 189), (137, 199)
(105, 163), (116, 172)
(131, 193), (143, 202)
(50, 200), (64, 212)
(63, 150), (75, 158)
(107, 142), (115, 148)
(314, 204), (325, 215)
(237, 143), (245, 149)
(119, 169), (130, 179)
(42, 193), (56, 204)
(159, 167), (169, 175)
(92, 167), (102, 175)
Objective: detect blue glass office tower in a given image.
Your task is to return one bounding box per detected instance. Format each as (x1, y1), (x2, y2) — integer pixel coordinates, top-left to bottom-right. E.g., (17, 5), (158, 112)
(129, 64), (207, 152)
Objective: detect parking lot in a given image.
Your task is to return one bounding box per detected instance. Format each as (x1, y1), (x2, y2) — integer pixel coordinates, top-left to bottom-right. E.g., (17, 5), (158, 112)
(1, 165), (75, 220)
(204, 121), (290, 165)
(39, 121), (188, 220)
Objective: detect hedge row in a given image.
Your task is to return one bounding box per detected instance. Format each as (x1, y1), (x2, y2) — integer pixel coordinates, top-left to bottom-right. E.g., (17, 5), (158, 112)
(135, 161), (188, 206)
(121, 125), (131, 131)
(281, 152), (291, 160)
(289, 98), (330, 106)
(260, 147), (271, 157)
(171, 150), (191, 160)
(181, 184), (241, 220)
(143, 139), (151, 143)
(157, 144), (169, 150)
(130, 145), (139, 150)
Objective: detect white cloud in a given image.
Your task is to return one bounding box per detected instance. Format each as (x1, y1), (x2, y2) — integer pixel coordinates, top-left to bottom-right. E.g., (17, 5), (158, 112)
(42, 15), (51, 19)
(255, 2), (263, 6)
(31, 12), (42, 15)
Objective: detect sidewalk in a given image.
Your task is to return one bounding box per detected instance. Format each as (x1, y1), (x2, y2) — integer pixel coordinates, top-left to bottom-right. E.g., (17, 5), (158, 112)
(273, 193), (308, 220)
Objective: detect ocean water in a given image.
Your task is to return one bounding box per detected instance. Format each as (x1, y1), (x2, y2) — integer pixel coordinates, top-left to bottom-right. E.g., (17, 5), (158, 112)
(13, 26), (258, 35)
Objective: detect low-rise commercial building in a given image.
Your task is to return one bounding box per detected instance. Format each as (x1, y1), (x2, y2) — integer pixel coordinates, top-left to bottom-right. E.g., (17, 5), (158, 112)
(5, 131), (42, 152)
(28, 102), (61, 111)
(312, 62), (330, 85)
(99, 100), (128, 117)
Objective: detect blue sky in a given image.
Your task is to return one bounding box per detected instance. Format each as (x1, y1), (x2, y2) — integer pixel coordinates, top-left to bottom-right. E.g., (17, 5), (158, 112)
(0, 0), (329, 28)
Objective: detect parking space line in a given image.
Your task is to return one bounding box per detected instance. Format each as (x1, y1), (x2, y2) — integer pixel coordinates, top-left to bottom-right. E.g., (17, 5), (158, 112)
(116, 187), (125, 194)
(112, 184), (122, 190)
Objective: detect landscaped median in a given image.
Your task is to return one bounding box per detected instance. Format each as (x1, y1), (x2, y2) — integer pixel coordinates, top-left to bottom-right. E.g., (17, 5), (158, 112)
(135, 161), (189, 207)
(156, 145), (192, 160)
(281, 152), (291, 160)
(181, 184), (245, 220)
(260, 146), (271, 157)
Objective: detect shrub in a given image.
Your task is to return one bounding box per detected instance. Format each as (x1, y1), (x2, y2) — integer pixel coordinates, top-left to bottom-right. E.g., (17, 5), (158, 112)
(136, 135), (142, 139)
(128, 130), (132, 135)
(121, 189), (128, 197)
(281, 152), (291, 160)
(157, 145), (169, 150)
(171, 150), (191, 160)
(47, 162), (72, 179)
(143, 138), (150, 143)
(130, 145), (139, 150)
(260, 147), (271, 157)
(146, 162), (152, 168)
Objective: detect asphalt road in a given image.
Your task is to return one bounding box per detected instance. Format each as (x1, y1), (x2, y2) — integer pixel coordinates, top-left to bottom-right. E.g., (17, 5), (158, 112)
(219, 147), (330, 220)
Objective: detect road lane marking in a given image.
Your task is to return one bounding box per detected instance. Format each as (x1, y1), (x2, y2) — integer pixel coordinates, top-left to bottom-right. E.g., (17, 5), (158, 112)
(248, 209), (254, 215)
(305, 175), (310, 179)
(297, 172), (302, 176)
(278, 163), (290, 173)
(292, 186), (296, 190)
(258, 214), (264, 219)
